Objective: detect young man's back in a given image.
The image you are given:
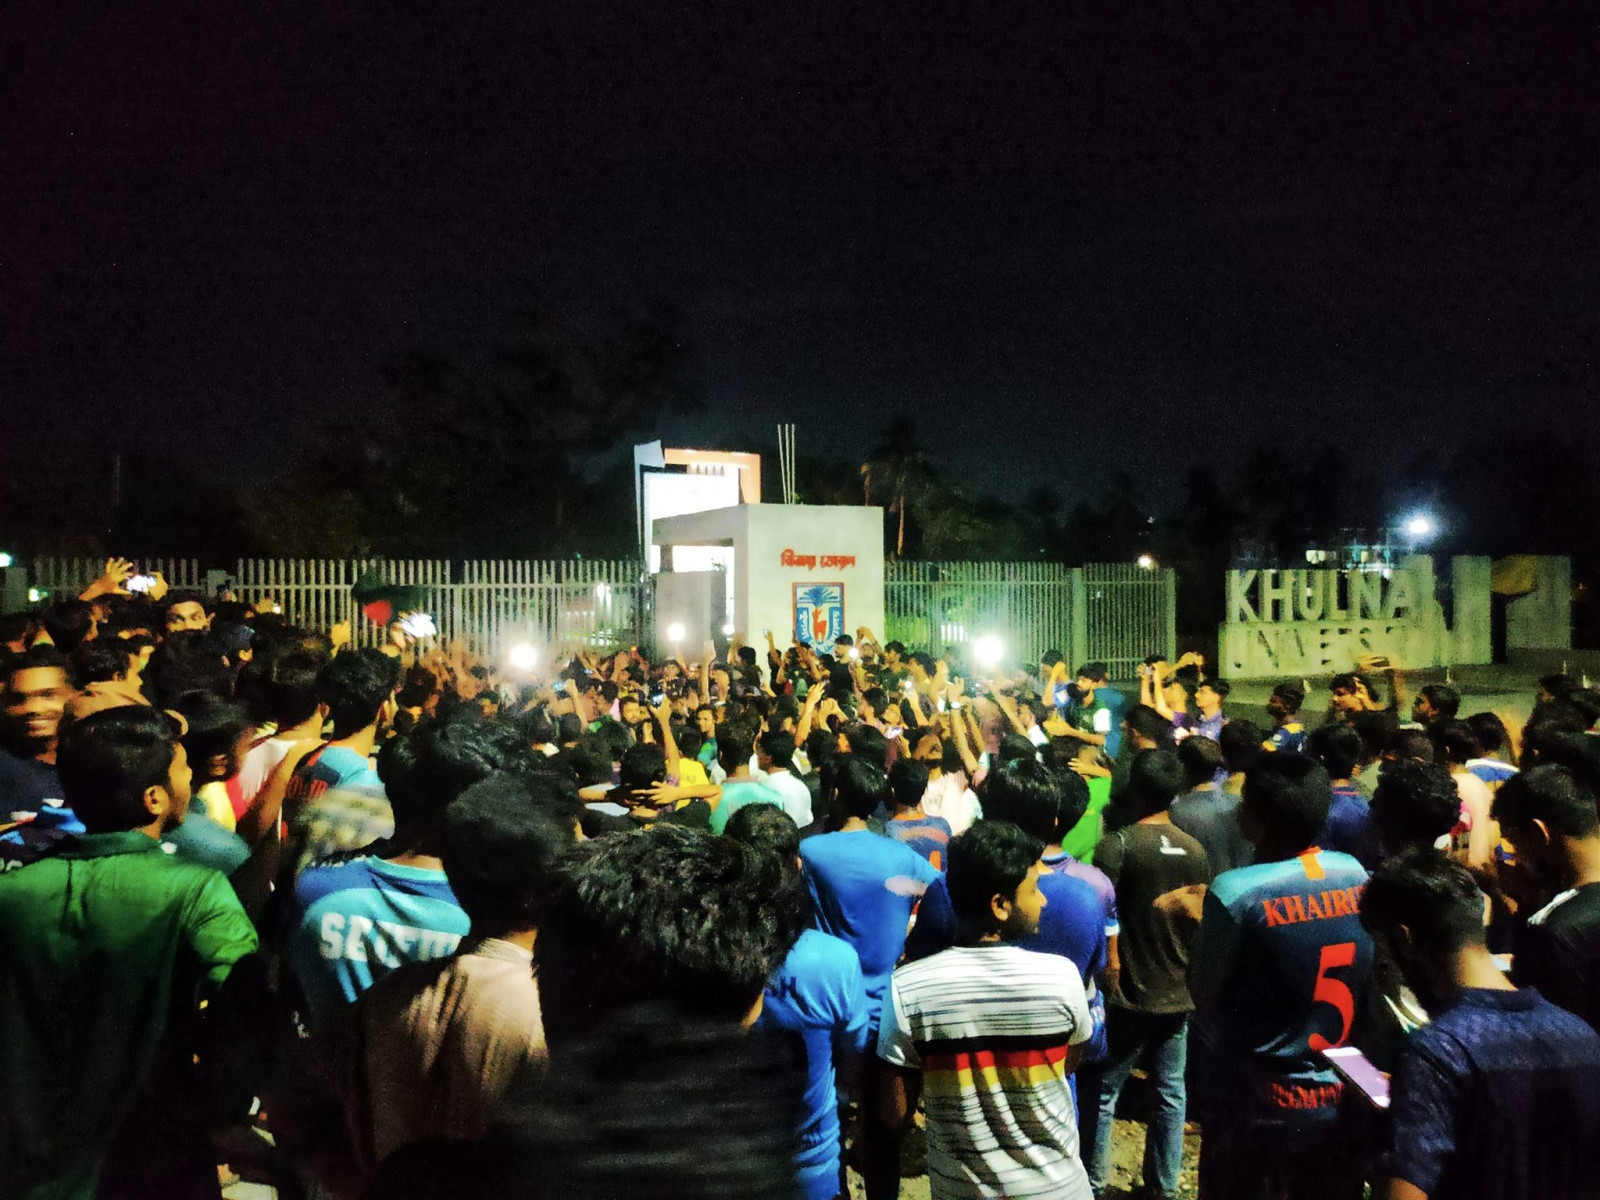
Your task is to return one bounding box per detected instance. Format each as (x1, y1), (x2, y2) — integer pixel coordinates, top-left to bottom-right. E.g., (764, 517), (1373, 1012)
(879, 944), (1093, 1199)
(800, 829), (939, 1016)
(0, 834), (258, 1198)
(1385, 986), (1600, 1200)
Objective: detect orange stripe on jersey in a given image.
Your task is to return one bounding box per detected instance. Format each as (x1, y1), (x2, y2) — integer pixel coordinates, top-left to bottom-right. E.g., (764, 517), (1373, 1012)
(1300, 850), (1325, 880)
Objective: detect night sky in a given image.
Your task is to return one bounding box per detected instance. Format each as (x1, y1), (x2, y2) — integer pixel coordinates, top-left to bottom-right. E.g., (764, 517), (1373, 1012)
(7, 3), (1597, 502)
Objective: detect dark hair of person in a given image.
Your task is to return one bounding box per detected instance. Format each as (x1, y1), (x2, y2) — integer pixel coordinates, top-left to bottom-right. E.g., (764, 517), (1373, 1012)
(1124, 704), (1174, 747)
(1270, 682), (1306, 713)
(442, 773), (578, 936)
(1175, 735), (1223, 789)
(315, 648), (399, 738)
(676, 725), (705, 761)
(1076, 662), (1109, 682)
(1369, 759), (1461, 854)
(620, 743), (668, 792)
(558, 712), (586, 744)
(524, 707), (558, 747)
(172, 692), (252, 782)
(566, 737), (614, 788)
(1492, 763), (1599, 840)
(1430, 719), (1479, 768)
(160, 590), (210, 620)
(1198, 676), (1231, 700)
(70, 638), (133, 686)
(834, 755), (891, 821)
(716, 723), (755, 774)
(1417, 684), (1460, 721)
(1128, 749), (1187, 818)
(887, 757), (929, 813)
(1360, 846), (1488, 952)
(1217, 719), (1263, 774)
(997, 732), (1037, 768)
(471, 1005), (803, 1200)
(885, 640), (908, 657)
(1519, 727), (1600, 793)
(2, 645), (71, 696)
(844, 723), (889, 769)
(946, 820), (1044, 932)
(56, 706), (180, 832)
(253, 649), (324, 729)
(1564, 687), (1600, 727)
(396, 666), (439, 710)
(534, 824), (790, 1043)
(982, 758), (1062, 844)
(144, 631), (235, 708)
(803, 728), (836, 773)
(724, 804), (811, 960)
(908, 651), (935, 676)
(1242, 753), (1331, 849)
(1349, 710), (1399, 764)
(41, 599), (95, 653)
(860, 686), (887, 716)
(759, 728), (796, 770)
(1539, 672), (1575, 698)
(387, 714), (535, 835)
(1386, 728), (1436, 765)
(1307, 723), (1362, 782)
(1465, 712), (1509, 758)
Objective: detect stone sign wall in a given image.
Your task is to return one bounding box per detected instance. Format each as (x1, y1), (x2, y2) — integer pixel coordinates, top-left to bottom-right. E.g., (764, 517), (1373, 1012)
(1219, 557), (1492, 679)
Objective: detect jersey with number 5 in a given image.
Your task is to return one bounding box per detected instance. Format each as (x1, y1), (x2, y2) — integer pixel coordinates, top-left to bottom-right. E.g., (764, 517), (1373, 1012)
(1190, 848), (1374, 1127)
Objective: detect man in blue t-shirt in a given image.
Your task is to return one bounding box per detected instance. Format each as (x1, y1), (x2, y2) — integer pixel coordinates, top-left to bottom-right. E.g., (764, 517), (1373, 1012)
(730, 806), (870, 1200)
(800, 756), (937, 1200)
(1189, 753), (1374, 1199)
(287, 717), (528, 1028)
(1361, 846), (1600, 1200)
(904, 760), (1108, 1051)
(1261, 682), (1308, 754)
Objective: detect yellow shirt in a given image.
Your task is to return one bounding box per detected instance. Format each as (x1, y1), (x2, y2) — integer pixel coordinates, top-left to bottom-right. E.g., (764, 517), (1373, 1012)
(195, 781), (237, 831)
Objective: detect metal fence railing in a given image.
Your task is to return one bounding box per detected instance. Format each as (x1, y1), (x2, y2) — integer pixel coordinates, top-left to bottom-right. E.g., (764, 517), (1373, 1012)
(26, 556), (1170, 674)
(27, 557), (653, 658)
(1083, 563), (1178, 678)
(885, 560), (1079, 669)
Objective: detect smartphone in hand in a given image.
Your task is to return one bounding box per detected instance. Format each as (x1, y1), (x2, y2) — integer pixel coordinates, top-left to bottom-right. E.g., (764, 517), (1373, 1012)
(1320, 1046), (1390, 1109)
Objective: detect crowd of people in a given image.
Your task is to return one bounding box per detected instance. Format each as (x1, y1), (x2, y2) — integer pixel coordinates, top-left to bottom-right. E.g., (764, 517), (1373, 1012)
(4, 560), (1600, 1200)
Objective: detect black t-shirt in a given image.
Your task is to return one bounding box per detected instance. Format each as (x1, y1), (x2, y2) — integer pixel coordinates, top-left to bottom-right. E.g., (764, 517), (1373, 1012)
(0, 745), (63, 815)
(1514, 883), (1600, 1034)
(1094, 819), (1212, 1014)
(1169, 788), (1255, 876)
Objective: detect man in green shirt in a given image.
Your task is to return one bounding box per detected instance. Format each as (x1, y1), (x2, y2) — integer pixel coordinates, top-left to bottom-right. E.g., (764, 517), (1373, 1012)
(0, 706), (259, 1199)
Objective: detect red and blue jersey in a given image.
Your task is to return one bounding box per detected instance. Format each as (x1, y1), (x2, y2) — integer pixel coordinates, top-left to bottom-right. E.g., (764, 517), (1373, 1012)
(1190, 848), (1373, 1127)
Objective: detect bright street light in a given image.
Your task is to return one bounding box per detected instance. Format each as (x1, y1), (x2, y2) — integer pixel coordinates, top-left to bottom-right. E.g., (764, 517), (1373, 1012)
(1404, 514), (1436, 539)
(0, 552), (12, 569)
(1136, 553), (1156, 570)
(973, 634), (1004, 669)
(667, 622), (686, 644)
(722, 622), (736, 637)
(507, 643), (538, 672)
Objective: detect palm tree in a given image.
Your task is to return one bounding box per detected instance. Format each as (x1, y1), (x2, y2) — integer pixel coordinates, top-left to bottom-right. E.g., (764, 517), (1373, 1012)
(864, 414), (934, 558)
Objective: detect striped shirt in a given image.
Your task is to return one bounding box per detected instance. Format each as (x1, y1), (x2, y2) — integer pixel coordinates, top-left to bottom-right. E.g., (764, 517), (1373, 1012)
(878, 944), (1093, 1199)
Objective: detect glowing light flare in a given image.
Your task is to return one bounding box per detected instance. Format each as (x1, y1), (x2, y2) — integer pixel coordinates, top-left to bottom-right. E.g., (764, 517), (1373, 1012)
(667, 622), (686, 643)
(973, 634), (1004, 669)
(507, 643), (538, 672)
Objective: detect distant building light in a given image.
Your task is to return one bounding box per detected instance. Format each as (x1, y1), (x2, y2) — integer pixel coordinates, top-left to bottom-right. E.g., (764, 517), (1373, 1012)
(0, 552), (12, 569)
(1305, 549), (1328, 564)
(1136, 554), (1156, 570)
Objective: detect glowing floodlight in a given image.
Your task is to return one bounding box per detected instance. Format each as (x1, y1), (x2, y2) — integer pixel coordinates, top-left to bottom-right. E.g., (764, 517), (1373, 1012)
(667, 622), (686, 644)
(1136, 553), (1156, 570)
(722, 622), (736, 636)
(1404, 514), (1436, 539)
(507, 643), (538, 672)
(973, 634), (1004, 669)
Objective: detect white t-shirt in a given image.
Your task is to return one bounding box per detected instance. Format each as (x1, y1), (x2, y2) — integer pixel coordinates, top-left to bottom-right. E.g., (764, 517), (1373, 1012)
(878, 944), (1092, 1200)
(921, 772), (983, 836)
(237, 735), (302, 804)
(759, 769), (814, 827)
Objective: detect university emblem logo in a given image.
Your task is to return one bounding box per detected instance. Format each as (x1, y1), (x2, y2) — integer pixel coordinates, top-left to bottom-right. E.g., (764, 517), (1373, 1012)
(794, 583), (845, 651)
